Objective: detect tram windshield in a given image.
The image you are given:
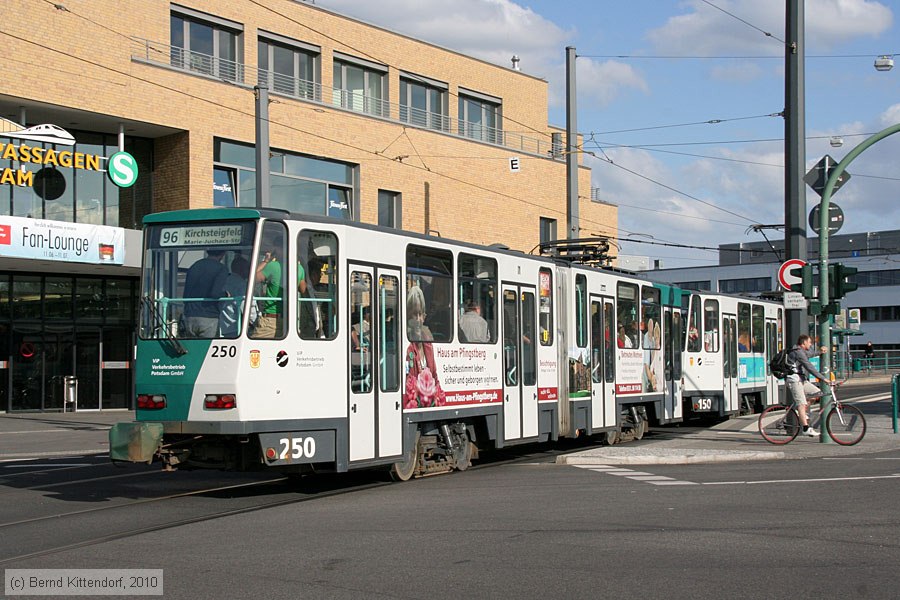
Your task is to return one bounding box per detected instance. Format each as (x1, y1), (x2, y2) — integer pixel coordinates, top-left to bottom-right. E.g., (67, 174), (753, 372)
(140, 221), (257, 341)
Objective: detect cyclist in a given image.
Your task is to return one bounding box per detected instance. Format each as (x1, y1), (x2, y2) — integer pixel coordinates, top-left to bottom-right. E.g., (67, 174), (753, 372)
(786, 334), (830, 437)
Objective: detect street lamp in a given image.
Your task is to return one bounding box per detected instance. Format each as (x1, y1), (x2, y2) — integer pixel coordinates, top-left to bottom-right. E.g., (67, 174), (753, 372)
(874, 55), (894, 72)
(829, 136), (843, 148)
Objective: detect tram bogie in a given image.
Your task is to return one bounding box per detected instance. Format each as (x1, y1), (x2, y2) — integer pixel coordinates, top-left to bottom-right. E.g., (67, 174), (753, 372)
(110, 208), (786, 479)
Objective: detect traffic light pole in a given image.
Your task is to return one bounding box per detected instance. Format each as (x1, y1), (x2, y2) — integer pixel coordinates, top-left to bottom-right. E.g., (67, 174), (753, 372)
(817, 123), (900, 443)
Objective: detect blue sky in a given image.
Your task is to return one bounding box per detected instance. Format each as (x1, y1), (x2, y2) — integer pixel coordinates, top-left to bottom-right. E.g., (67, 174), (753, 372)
(318, 0), (899, 267)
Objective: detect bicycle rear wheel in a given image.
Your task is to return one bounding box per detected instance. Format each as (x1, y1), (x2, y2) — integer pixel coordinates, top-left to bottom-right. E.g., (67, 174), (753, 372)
(826, 403), (866, 446)
(759, 405), (801, 445)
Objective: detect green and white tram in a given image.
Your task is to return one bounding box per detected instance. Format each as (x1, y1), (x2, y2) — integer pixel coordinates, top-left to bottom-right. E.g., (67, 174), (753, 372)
(110, 208), (783, 479)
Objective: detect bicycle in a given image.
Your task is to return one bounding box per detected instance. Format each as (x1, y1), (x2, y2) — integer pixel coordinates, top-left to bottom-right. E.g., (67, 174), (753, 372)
(758, 380), (866, 446)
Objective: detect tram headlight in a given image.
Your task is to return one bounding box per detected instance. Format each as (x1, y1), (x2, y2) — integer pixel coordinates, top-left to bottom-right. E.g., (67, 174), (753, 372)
(204, 394), (237, 410)
(137, 394), (166, 410)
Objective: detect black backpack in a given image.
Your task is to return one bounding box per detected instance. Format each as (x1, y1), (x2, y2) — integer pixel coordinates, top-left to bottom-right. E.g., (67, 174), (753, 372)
(769, 349), (794, 379)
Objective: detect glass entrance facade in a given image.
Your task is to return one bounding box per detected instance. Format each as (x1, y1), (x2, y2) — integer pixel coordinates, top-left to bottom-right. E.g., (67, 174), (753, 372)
(0, 273), (136, 412)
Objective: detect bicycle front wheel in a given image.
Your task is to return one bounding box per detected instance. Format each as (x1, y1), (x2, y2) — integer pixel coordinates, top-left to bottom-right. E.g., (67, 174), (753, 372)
(826, 403), (866, 446)
(759, 405), (801, 445)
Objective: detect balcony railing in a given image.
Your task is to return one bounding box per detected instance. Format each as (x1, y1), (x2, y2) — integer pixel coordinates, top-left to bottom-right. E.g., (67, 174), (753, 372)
(131, 37), (559, 158)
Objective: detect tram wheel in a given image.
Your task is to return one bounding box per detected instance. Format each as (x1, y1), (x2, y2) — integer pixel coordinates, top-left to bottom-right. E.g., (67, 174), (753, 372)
(603, 430), (618, 445)
(390, 432), (420, 482)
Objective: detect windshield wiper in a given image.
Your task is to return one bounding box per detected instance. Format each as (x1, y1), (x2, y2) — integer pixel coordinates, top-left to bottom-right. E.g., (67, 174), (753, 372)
(142, 295), (188, 356)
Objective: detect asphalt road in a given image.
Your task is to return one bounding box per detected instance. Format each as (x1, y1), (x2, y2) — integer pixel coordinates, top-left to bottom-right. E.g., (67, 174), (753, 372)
(2, 432), (899, 598)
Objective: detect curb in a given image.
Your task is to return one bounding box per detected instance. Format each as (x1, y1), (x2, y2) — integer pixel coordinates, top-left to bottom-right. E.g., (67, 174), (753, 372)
(557, 449), (785, 466)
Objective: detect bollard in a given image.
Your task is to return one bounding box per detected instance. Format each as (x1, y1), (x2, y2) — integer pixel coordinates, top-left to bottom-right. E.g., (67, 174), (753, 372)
(893, 373), (899, 435)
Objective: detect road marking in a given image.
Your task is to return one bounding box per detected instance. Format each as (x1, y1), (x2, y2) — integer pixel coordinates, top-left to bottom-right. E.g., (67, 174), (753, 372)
(650, 480), (698, 485)
(572, 465), (900, 487)
(575, 464), (697, 485)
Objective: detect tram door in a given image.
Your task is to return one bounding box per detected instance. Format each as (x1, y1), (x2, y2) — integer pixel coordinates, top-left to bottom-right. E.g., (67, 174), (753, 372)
(348, 265), (403, 462)
(722, 315), (739, 413)
(502, 284), (538, 441)
(661, 307), (683, 420)
(589, 297), (616, 429)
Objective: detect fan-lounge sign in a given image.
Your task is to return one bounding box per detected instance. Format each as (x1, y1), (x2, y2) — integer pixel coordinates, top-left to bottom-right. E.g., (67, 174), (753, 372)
(0, 124), (138, 191)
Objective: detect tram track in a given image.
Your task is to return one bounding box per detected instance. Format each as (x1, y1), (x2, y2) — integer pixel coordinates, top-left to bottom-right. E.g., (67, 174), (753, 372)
(0, 473), (392, 566)
(0, 435), (608, 566)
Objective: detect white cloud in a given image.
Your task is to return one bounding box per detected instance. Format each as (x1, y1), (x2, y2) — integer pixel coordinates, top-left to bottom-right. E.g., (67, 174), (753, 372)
(318, 0), (649, 112)
(647, 0), (893, 55)
(880, 103), (900, 127)
(319, 0), (570, 77)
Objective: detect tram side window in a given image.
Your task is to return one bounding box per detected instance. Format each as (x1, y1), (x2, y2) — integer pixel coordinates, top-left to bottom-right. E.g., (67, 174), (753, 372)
(297, 230), (338, 340)
(616, 282), (639, 349)
(591, 301), (602, 383)
(538, 268), (553, 346)
(406, 245), (453, 343)
(641, 286), (661, 350)
(575, 274), (587, 348)
(703, 299), (719, 352)
(604, 302), (615, 382)
(751, 305), (764, 353)
(349, 271), (372, 394)
(737, 302), (751, 353)
(457, 254), (497, 344)
(687, 295), (701, 352)
(250, 221), (288, 340)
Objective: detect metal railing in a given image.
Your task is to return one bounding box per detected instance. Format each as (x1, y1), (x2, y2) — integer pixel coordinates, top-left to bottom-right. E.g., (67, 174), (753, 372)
(833, 351), (900, 378)
(130, 37), (558, 158)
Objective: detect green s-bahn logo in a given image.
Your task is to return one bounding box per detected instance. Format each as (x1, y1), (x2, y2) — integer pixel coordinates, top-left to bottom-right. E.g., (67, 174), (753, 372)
(107, 151), (138, 188)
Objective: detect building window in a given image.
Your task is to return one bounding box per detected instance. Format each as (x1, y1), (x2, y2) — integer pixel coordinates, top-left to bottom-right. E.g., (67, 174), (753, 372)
(333, 55), (387, 117)
(399, 75), (447, 130)
(378, 190), (401, 228)
(214, 139), (356, 219)
(170, 8), (243, 82)
(213, 167), (236, 207)
(258, 35), (319, 100)
(719, 277), (771, 294)
(539, 217), (557, 244)
(674, 280), (711, 292)
(458, 89), (501, 144)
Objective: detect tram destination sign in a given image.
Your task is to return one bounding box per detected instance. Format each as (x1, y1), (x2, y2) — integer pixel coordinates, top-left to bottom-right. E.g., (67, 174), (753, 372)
(159, 225), (244, 247)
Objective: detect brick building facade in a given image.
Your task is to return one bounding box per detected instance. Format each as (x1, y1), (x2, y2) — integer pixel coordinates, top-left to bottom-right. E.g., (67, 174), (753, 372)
(0, 0), (616, 411)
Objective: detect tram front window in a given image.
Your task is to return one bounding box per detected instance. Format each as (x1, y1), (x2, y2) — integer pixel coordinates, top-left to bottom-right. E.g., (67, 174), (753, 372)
(140, 221), (257, 340)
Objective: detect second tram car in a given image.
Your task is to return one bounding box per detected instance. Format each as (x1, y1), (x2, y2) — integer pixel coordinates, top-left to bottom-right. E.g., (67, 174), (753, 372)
(111, 208), (785, 479)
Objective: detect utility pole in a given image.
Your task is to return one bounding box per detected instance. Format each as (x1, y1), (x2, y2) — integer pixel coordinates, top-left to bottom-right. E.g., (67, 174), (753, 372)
(255, 84), (270, 207)
(565, 46), (578, 239)
(816, 123), (900, 443)
(784, 0), (807, 344)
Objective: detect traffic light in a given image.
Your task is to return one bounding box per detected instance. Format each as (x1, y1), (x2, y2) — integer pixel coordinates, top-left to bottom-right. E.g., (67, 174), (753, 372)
(790, 264), (814, 299)
(830, 263), (859, 299)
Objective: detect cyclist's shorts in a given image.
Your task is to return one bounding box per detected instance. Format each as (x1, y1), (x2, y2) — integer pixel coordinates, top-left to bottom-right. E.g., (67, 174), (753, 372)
(786, 377), (820, 406)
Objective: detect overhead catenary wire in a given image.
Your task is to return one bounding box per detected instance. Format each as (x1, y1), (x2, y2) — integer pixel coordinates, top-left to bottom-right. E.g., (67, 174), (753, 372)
(699, 0), (784, 44)
(11, 4), (813, 256)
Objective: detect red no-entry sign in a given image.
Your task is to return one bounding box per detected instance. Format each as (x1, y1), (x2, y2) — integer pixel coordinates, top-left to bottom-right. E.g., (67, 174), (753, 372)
(778, 259), (806, 291)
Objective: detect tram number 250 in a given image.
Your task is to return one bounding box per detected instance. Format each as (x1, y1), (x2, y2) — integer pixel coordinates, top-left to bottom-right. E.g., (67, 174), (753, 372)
(279, 437), (316, 459)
